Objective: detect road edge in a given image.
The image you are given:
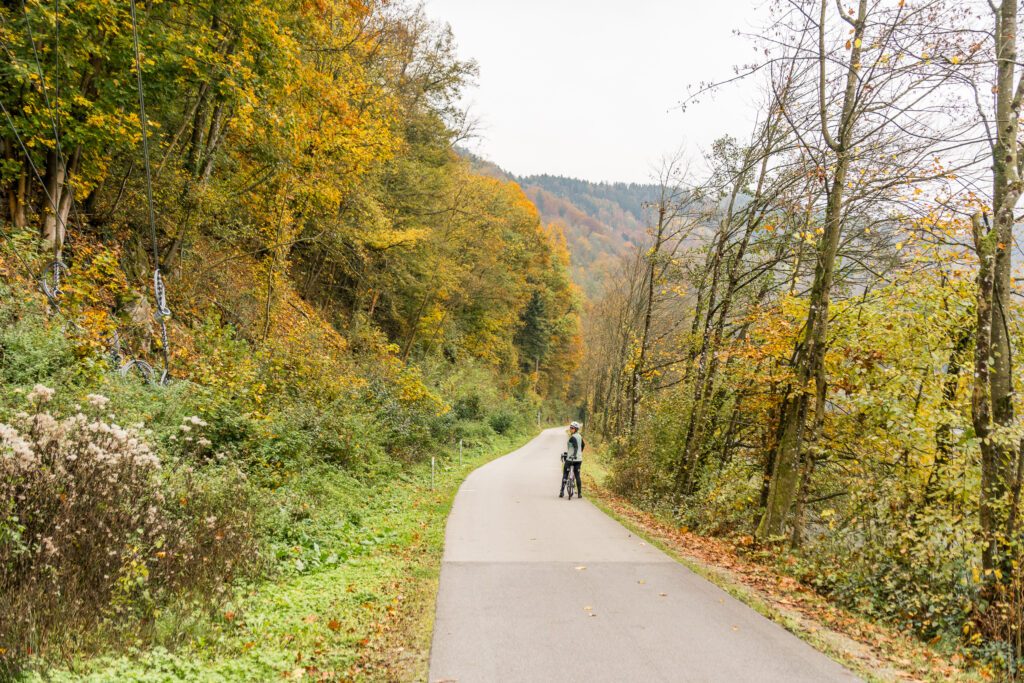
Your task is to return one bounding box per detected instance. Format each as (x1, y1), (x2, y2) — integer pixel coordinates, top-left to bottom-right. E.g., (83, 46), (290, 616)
(581, 462), (982, 683)
(396, 428), (545, 682)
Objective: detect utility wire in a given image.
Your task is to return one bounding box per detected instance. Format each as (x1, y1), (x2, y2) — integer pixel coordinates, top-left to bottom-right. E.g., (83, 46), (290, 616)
(0, 3), (156, 370)
(0, 7), (76, 309)
(128, 0), (171, 380)
(0, 224), (42, 286)
(0, 96), (70, 307)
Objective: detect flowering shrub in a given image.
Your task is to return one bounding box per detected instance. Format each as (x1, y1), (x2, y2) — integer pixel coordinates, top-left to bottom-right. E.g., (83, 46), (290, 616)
(0, 386), (258, 672)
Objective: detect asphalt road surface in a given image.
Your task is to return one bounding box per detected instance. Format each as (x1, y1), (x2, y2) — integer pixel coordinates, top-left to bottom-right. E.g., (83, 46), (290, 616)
(428, 428), (860, 682)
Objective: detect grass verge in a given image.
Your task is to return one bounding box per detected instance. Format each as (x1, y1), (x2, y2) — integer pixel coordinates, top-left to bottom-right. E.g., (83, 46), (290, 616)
(582, 450), (987, 683)
(19, 431), (534, 682)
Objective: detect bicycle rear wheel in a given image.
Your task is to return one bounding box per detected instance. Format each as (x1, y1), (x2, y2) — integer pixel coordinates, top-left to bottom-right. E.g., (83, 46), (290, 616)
(567, 473), (575, 500)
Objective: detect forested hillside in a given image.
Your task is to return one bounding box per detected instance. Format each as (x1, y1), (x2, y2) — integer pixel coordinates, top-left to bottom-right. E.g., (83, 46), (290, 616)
(519, 175), (652, 234)
(518, 177), (658, 298)
(0, 0), (579, 678)
(461, 150), (660, 297)
(579, 2), (1024, 677)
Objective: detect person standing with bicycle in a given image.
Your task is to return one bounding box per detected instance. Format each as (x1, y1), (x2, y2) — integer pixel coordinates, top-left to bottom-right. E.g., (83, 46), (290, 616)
(559, 421), (584, 499)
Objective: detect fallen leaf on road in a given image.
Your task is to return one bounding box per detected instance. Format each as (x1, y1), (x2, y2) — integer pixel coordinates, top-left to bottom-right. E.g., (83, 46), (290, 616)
(659, 593), (667, 596)
(732, 626), (739, 631)
(589, 613), (597, 617)
(637, 580), (644, 584)
(583, 606), (592, 610)
(574, 566), (586, 570)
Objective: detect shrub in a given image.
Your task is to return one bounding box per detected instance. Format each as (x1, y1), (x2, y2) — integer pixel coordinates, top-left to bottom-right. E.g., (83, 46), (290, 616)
(0, 301), (84, 389)
(801, 505), (976, 640)
(488, 411), (516, 435)
(453, 394), (482, 420)
(0, 386), (258, 674)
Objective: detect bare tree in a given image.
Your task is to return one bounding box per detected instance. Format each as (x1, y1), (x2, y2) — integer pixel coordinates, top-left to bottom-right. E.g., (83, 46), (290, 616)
(627, 153), (697, 431)
(757, 0), (969, 539)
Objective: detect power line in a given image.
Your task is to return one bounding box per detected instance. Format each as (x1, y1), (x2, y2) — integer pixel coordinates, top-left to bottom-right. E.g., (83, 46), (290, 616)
(128, 0), (172, 382)
(0, 97), (68, 309)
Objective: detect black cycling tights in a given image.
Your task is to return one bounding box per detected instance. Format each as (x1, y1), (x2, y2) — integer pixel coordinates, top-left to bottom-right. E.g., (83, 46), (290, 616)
(561, 461), (581, 495)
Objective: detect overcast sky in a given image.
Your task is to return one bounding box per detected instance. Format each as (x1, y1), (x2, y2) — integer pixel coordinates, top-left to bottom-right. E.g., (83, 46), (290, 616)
(422, 0), (767, 185)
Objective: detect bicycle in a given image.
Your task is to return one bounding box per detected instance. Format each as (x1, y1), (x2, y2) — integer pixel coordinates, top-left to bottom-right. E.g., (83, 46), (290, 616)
(560, 452), (577, 500)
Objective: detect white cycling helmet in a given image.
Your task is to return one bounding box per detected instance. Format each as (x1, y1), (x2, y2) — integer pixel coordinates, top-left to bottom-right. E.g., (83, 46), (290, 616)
(569, 421), (581, 430)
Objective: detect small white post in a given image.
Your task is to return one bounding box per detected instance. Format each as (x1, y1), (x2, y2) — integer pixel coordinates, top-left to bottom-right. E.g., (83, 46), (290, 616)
(459, 439), (463, 466)
(431, 457), (435, 490)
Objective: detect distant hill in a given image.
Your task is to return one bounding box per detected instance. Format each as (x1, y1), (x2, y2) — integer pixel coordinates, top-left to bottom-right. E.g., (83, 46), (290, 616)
(517, 176), (659, 297)
(461, 150), (660, 298)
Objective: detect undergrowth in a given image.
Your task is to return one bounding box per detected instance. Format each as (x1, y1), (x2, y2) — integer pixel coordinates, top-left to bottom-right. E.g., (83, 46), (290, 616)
(0, 277), (540, 680)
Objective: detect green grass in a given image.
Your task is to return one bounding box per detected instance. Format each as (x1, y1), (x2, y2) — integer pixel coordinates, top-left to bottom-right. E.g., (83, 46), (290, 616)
(19, 431), (534, 682)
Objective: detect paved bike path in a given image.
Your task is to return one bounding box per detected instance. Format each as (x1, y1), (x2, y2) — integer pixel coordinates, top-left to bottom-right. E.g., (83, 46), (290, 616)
(428, 428), (859, 682)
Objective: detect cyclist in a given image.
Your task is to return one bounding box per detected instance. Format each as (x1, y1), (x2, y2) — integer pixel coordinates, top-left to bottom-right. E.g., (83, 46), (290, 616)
(559, 421), (584, 498)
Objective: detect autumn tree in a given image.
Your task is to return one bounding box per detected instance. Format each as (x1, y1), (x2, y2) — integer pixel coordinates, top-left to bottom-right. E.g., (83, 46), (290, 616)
(756, 0), (971, 538)
(939, 0), (1024, 577)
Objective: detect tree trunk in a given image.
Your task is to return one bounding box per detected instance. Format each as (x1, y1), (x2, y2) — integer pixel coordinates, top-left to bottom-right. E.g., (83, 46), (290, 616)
(981, 0), (1024, 573)
(5, 138), (27, 229)
(629, 205), (666, 431)
(679, 119), (779, 493)
(756, 0), (866, 540)
(41, 149), (67, 247)
(199, 103), (228, 180)
(971, 211), (998, 570)
(187, 88), (210, 175)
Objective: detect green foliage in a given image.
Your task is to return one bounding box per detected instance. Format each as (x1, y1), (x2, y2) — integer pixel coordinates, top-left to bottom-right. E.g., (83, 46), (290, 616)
(0, 289), (81, 388)
(17, 418), (529, 682)
(0, 286), (540, 676)
(452, 394), (483, 420)
(800, 507), (975, 639)
(488, 410), (516, 435)
(0, 0), (579, 676)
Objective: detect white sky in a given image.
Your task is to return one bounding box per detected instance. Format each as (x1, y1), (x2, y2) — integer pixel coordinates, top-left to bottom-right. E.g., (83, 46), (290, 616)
(423, 0), (767, 185)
